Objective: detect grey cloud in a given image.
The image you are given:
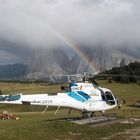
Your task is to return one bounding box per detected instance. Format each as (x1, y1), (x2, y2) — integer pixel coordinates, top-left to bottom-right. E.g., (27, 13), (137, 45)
(0, 39), (30, 64)
(0, 0), (140, 52)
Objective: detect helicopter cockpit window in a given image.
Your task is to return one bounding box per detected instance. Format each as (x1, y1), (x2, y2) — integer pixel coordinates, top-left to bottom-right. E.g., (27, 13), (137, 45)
(61, 86), (70, 92)
(105, 91), (114, 100)
(105, 91), (115, 105)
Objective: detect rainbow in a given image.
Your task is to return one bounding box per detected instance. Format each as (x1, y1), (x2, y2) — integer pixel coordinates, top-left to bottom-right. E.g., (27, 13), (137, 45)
(50, 31), (98, 71)
(15, 11), (98, 71)
(70, 45), (97, 71)
(47, 29), (98, 71)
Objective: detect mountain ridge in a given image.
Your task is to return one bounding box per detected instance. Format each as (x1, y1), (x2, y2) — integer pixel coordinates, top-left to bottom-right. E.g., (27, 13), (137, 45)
(0, 46), (139, 79)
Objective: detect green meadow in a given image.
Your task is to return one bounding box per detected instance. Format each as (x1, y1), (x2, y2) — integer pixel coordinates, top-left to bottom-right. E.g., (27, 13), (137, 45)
(0, 81), (140, 140)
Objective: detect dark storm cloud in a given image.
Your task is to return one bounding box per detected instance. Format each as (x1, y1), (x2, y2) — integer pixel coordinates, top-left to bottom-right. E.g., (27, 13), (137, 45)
(0, 39), (31, 64)
(0, 0), (140, 63)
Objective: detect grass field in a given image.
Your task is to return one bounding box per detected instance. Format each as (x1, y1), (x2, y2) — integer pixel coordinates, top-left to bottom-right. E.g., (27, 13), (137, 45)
(0, 81), (140, 140)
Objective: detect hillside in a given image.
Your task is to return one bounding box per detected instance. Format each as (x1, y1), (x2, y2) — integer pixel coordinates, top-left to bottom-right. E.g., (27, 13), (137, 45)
(102, 62), (140, 83)
(27, 47), (140, 79)
(0, 64), (27, 79)
(0, 45), (139, 80)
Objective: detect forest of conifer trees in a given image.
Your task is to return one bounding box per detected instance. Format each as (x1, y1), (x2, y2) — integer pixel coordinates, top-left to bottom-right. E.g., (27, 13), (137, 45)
(100, 62), (140, 83)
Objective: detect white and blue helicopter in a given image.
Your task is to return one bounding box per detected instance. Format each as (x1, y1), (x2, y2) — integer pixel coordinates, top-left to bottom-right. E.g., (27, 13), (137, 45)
(0, 73), (118, 120)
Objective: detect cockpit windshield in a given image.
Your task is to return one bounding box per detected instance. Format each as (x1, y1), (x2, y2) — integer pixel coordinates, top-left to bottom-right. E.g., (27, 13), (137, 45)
(99, 89), (116, 105)
(105, 91), (115, 105)
(105, 91), (114, 100)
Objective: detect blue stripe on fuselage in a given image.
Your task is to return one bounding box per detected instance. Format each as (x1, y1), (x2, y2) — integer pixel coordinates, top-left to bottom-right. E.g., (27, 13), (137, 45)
(67, 92), (86, 102)
(76, 91), (91, 100)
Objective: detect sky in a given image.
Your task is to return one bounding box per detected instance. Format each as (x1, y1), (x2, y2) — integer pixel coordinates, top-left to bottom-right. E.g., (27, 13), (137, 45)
(0, 0), (140, 64)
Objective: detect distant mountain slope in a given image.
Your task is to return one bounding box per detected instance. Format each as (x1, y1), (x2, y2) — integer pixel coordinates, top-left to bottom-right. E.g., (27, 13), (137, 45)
(0, 64), (27, 79)
(27, 47), (95, 79)
(26, 47), (140, 79)
(0, 46), (139, 80)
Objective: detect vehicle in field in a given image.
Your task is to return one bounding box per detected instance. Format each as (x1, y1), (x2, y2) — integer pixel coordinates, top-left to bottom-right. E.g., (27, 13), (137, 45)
(0, 111), (19, 120)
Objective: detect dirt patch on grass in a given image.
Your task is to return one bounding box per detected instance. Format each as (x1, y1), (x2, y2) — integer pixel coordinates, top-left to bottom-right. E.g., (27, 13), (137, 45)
(101, 127), (140, 140)
(101, 118), (140, 140)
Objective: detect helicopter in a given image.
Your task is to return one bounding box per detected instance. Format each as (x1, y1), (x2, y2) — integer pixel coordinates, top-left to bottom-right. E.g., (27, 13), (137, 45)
(0, 73), (118, 121)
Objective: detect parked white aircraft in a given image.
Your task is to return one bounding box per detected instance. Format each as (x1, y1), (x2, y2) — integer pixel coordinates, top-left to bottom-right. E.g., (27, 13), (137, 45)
(0, 81), (117, 119)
